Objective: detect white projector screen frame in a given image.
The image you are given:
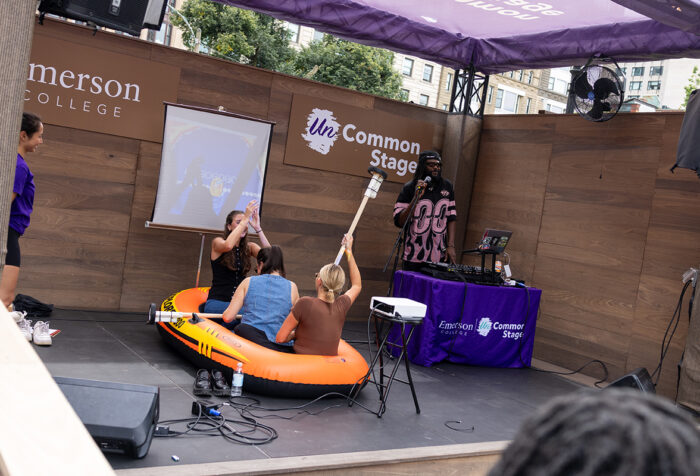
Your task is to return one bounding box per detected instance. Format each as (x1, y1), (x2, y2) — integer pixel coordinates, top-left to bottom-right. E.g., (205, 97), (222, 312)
(148, 103), (274, 234)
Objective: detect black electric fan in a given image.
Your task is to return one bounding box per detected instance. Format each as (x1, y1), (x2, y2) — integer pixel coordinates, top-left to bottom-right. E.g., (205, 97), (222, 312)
(572, 55), (625, 122)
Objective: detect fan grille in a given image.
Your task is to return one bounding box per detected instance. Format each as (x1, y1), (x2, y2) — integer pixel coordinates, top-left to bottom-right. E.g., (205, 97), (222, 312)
(573, 65), (624, 122)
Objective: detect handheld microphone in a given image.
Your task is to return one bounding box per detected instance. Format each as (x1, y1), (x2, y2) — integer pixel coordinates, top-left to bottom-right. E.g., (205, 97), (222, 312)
(417, 176), (431, 191)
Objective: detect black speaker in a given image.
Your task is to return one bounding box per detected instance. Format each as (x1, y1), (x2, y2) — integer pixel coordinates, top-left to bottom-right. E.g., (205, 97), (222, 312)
(605, 367), (655, 394)
(38, 0), (167, 36)
(55, 376), (159, 459)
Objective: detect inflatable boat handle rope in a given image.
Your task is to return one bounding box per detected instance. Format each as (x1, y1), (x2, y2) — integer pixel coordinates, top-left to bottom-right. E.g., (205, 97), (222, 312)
(333, 167), (388, 265)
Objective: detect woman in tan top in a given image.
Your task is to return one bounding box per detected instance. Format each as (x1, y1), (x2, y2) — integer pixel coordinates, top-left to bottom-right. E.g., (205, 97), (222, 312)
(276, 234), (361, 356)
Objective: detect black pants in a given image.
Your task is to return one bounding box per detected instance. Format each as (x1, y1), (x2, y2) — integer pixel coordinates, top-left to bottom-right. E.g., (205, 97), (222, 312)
(5, 227), (21, 266)
(235, 323), (294, 353)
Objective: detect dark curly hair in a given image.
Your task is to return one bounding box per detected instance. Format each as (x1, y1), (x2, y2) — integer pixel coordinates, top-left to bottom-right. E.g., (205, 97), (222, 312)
(488, 388), (700, 476)
(220, 210), (251, 275)
(411, 150), (442, 185)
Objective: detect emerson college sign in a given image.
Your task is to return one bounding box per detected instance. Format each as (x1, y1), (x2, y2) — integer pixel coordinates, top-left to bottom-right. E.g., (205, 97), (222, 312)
(25, 34), (179, 142)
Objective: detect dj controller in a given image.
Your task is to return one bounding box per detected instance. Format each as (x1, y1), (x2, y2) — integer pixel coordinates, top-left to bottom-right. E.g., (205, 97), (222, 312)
(419, 261), (505, 285)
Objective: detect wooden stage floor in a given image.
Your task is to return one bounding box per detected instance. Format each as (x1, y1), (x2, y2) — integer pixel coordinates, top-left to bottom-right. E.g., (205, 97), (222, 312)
(33, 308), (584, 472)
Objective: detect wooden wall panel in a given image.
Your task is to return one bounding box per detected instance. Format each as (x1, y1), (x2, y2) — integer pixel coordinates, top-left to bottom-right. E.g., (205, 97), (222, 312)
(474, 112), (699, 397)
(464, 115), (554, 282)
(19, 124), (138, 309)
(627, 114), (700, 395)
(51, 25), (448, 319)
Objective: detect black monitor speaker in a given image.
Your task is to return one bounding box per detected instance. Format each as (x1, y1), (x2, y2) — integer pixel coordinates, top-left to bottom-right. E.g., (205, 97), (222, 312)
(38, 0), (168, 36)
(54, 376), (159, 459)
(605, 367), (655, 394)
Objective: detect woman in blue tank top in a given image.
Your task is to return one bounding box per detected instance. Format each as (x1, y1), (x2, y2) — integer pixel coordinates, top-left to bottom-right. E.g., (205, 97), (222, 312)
(223, 246), (299, 352)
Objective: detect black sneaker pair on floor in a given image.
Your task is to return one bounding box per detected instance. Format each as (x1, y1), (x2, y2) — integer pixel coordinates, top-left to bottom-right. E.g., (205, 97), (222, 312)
(193, 369), (230, 397)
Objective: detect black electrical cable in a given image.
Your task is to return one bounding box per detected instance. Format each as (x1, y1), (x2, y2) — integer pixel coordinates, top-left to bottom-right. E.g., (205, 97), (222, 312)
(511, 282), (531, 369)
(155, 401), (278, 445)
(531, 359), (610, 388)
(363, 307), (409, 399)
(228, 391), (382, 419)
(444, 420), (475, 432)
(650, 280), (691, 386)
(508, 282), (611, 387)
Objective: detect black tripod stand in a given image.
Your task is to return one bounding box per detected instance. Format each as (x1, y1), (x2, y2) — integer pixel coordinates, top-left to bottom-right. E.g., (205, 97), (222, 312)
(383, 191), (422, 296)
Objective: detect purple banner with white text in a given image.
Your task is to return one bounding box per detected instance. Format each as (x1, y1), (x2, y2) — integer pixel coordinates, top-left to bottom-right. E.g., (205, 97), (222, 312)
(389, 271), (540, 368)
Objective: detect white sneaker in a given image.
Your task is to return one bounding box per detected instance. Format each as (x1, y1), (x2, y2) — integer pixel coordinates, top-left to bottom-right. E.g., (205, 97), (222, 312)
(33, 321), (52, 346)
(17, 318), (33, 341)
(9, 310), (27, 323)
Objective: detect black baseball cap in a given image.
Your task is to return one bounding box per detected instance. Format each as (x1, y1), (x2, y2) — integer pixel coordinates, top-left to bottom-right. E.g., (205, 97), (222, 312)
(419, 150), (441, 163)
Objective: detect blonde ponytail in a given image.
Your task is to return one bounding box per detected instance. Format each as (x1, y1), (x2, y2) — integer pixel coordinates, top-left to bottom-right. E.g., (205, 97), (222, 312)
(318, 264), (345, 303)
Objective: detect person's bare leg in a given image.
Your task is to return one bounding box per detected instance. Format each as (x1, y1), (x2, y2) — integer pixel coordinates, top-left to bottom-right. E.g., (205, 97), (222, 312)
(0, 265), (20, 309)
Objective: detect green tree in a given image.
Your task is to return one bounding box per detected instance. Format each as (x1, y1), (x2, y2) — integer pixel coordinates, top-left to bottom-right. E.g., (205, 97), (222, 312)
(291, 35), (405, 100)
(682, 66), (700, 108)
(170, 0), (295, 72)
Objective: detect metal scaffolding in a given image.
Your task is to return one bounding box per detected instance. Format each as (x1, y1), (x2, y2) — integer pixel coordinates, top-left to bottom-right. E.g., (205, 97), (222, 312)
(449, 64), (489, 118)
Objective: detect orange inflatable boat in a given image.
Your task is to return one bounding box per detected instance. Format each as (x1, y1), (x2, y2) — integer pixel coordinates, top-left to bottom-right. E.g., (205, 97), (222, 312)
(155, 288), (369, 398)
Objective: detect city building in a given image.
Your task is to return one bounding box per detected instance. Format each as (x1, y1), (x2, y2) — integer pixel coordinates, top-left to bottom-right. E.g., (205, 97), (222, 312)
(620, 98), (659, 113)
(290, 25), (444, 108)
(476, 67), (568, 115)
(146, 7), (570, 115)
(436, 68), (455, 111)
(618, 58), (699, 109)
(393, 53), (443, 108)
(139, 0), (185, 49)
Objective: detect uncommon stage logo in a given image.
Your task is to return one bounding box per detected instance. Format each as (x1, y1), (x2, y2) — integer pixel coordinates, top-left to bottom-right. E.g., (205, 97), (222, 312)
(286, 94), (435, 183)
(301, 108), (340, 155)
(477, 317), (493, 337)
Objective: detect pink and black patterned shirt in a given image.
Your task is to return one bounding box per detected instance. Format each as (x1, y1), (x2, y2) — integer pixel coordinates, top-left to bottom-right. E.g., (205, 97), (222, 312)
(393, 179), (457, 264)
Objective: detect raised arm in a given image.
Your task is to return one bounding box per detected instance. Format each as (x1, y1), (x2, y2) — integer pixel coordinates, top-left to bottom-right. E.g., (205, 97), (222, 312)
(212, 200), (257, 255)
(342, 234), (361, 304)
(249, 208), (271, 249)
(394, 181), (426, 227)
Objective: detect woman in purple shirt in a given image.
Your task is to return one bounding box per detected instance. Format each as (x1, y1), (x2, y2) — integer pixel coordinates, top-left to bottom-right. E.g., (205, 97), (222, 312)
(1, 113), (43, 310)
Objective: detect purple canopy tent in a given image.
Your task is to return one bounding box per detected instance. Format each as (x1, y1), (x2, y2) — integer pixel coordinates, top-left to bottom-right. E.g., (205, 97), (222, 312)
(215, 0), (700, 73)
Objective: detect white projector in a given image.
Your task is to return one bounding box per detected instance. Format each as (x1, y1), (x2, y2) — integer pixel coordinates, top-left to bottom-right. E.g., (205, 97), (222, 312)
(370, 296), (427, 319)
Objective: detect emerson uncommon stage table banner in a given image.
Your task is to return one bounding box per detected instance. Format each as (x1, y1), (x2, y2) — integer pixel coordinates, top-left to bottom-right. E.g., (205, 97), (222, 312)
(390, 271), (541, 368)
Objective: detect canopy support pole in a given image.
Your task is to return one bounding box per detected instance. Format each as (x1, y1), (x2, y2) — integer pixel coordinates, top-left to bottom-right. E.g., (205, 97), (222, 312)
(449, 64), (489, 118)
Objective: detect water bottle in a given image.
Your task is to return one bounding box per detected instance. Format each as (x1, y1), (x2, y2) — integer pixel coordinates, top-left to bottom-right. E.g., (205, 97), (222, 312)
(231, 362), (244, 397)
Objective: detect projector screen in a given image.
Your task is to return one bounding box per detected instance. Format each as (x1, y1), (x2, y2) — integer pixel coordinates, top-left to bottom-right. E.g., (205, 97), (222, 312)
(149, 103), (273, 233)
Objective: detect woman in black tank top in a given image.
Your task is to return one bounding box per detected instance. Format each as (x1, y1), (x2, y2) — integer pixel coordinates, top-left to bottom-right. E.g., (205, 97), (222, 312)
(203, 200), (270, 313)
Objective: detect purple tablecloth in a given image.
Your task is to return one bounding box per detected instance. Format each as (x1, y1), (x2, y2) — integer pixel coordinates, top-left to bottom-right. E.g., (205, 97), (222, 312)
(388, 271), (541, 368)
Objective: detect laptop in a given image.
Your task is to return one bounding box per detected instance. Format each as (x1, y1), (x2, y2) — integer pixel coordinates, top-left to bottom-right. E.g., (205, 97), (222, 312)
(478, 229), (512, 254)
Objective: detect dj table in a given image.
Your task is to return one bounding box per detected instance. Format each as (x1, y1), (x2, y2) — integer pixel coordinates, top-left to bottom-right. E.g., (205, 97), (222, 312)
(389, 270), (541, 368)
